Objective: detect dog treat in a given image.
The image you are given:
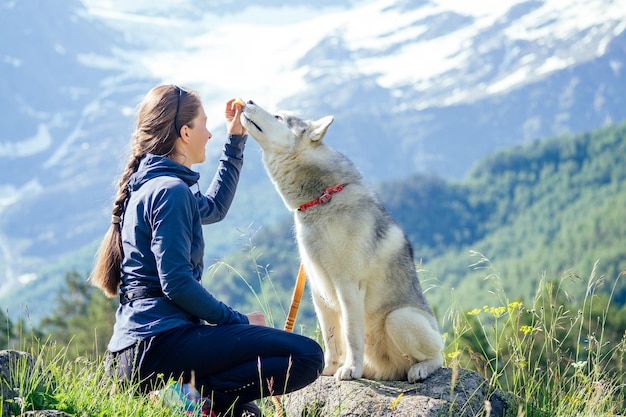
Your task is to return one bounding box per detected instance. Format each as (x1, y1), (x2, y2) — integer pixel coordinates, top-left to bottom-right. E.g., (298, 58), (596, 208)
(234, 98), (246, 107)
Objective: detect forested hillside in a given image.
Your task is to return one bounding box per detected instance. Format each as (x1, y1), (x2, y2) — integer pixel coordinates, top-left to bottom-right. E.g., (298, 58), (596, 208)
(425, 120), (626, 309)
(209, 120), (626, 328)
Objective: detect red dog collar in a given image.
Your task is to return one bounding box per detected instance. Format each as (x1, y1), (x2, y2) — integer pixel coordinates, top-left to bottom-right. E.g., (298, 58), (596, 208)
(298, 184), (347, 211)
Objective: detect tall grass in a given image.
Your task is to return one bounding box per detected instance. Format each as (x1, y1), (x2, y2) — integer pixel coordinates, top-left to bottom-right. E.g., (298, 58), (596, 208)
(3, 252), (625, 416)
(2, 340), (183, 416)
(443, 252), (625, 416)
(2, 340), (281, 416)
(207, 225), (288, 330)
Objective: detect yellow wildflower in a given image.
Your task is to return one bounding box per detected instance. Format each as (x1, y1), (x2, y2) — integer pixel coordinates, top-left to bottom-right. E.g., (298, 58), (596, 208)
(508, 301), (522, 311)
(447, 350), (461, 359)
(489, 306), (506, 317)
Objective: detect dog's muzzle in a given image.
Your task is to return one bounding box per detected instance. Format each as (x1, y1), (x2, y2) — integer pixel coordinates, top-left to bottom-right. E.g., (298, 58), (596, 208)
(243, 114), (263, 133)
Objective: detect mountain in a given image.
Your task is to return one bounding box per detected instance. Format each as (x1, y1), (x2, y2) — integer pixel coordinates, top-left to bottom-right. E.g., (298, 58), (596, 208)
(1, 0), (626, 321)
(0, 0), (158, 302)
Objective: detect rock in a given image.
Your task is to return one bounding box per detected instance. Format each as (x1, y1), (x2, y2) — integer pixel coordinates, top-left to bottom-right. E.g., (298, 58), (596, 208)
(2, 349), (517, 417)
(1, 350), (38, 416)
(0, 350), (56, 417)
(282, 367), (517, 417)
(21, 412), (73, 417)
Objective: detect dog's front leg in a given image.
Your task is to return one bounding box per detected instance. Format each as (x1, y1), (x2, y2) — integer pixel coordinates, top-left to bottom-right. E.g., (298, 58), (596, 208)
(310, 289), (343, 376)
(334, 282), (366, 381)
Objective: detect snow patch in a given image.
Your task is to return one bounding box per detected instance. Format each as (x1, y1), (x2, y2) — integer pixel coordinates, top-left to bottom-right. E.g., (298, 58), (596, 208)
(80, 0), (626, 113)
(18, 273), (37, 285)
(486, 66), (531, 95)
(0, 179), (44, 210)
(0, 124), (52, 157)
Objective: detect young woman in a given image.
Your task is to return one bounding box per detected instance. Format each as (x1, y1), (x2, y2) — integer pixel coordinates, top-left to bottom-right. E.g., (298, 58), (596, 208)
(91, 85), (324, 416)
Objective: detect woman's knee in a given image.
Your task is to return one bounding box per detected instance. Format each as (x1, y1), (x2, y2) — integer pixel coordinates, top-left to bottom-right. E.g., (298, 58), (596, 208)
(292, 335), (325, 374)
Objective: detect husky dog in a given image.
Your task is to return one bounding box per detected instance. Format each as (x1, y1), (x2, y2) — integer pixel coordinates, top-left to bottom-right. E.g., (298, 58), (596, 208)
(240, 101), (443, 382)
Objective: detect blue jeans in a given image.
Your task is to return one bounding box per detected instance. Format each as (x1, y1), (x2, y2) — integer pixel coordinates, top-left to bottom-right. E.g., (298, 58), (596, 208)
(106, 323), (324, 410)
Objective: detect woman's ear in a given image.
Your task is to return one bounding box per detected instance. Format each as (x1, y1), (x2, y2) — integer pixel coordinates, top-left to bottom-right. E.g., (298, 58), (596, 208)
(179, 125), (191, 142)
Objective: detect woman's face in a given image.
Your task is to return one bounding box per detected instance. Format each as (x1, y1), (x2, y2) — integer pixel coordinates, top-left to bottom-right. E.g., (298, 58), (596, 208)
(185, 105), (212, 166)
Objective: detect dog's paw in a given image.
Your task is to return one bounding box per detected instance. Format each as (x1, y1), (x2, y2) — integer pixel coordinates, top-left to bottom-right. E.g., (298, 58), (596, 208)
(322, 359), (340, 376)
(407, 364), (429, 382)
(322, 365), (337, 376)
(334, 364), (363, 381)
(407, 359), (441, 382)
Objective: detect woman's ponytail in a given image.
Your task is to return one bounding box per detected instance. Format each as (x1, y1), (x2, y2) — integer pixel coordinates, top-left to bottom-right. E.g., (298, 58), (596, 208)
(90, 85), (200, 297)
(90, 154), (142, 297)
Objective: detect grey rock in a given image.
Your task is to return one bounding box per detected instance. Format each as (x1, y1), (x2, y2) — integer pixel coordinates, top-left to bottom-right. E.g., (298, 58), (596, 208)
(282, 368), (517, 417)
(1, 350), (38, 417)
(0, 350), (56, 417)
(21, 411), (73, 417)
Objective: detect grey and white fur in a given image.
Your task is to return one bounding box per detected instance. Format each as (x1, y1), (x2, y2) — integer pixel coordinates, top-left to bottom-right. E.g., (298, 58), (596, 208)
(241, 101), (443, 382)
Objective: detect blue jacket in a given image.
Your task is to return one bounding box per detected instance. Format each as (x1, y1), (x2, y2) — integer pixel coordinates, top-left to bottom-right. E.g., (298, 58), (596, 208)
(108, 134), (249, 352)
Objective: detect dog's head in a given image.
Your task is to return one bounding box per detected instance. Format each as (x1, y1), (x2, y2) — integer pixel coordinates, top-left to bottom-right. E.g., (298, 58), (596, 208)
(240, 100), (334, 153)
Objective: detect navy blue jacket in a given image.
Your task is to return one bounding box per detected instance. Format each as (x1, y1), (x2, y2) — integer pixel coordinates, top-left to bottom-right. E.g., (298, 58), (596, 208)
(108, 134), (249, 352)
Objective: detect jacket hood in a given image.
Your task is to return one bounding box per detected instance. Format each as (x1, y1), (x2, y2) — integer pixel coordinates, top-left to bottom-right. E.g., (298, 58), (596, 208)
(128, 154), (200, 191)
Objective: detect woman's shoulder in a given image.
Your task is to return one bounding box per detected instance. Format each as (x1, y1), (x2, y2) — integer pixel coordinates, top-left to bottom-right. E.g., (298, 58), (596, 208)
(143, 175), (194, 201)
(148, 174), (189, 187)
(141, 177), (197, 221)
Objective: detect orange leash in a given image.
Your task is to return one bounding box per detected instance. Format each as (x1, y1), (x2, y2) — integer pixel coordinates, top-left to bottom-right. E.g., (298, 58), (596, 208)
(284, 263), (307, 332)
(272, 263), (307, 416)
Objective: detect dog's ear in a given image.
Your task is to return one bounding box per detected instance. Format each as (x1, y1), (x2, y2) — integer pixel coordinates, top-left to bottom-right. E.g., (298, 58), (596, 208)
(308, 116), (334, 142)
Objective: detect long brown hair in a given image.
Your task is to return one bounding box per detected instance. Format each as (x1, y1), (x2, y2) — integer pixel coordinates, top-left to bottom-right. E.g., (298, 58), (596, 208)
(90, 85), (201, 297)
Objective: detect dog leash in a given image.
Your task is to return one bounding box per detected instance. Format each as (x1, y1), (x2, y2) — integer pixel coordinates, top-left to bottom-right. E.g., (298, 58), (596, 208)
(284, 263), (307, 332)
(273, 263), (307, 416)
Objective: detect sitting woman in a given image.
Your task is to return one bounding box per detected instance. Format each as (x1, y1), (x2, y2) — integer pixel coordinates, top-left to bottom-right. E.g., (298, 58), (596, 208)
(91, 84), (324, 416)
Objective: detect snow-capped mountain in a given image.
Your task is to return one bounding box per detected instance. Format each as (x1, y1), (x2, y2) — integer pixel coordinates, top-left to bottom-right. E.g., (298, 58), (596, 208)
(81, 0), (626, 177)
(1, 0), (625, 318)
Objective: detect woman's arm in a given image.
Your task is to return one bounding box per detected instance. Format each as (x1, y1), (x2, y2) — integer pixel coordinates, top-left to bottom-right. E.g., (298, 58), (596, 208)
(151, 181), (248, 325)
(196, 133), (247, 224)
(196, 99), (248, 224)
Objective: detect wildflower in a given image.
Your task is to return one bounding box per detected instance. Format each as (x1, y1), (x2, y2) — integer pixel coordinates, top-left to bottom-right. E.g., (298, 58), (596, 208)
(520, 325), (537, 335)
(467, 308), (482, 316)
(508, 301), (522, 311)
(447, 350), (461, 359)
(489, 306), (506, 317)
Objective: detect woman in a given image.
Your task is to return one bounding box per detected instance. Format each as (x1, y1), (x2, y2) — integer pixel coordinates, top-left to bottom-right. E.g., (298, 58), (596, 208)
(91, 85), (324, 416)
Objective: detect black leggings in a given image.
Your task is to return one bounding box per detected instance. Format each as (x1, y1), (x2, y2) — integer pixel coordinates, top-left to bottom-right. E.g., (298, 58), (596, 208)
(106, 323), (324, 410)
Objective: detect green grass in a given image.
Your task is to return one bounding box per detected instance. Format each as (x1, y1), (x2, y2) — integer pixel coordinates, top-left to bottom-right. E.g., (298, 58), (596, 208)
(441, 254), (626, 416)
(3, 255), (625, 416)
(1, 341), (284, 416)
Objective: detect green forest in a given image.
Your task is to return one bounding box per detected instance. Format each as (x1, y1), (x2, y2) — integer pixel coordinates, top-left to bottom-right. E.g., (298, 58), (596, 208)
(3, 119), (625, 359)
